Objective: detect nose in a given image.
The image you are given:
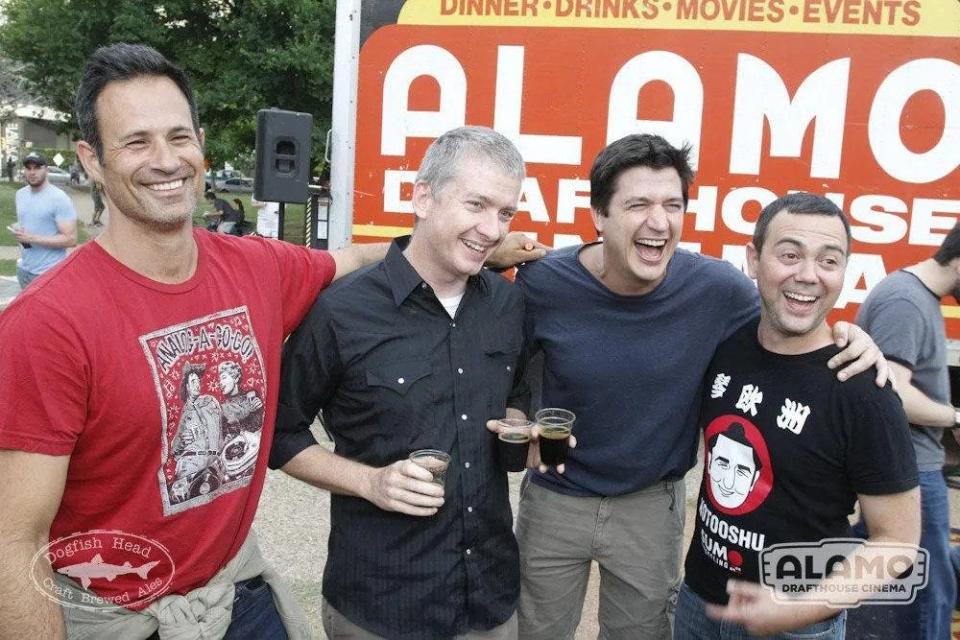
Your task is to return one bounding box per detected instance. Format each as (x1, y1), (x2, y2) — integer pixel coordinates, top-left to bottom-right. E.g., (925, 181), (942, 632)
(645, 205), (669, 232)
(475, 208), (502, 242)
(150, 139), (181, 174)
(795, 258), (819, 283)
(721, 468), (736, 489)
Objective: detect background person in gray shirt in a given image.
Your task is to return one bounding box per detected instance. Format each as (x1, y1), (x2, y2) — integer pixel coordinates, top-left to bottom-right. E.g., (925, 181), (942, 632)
(855, 222), (960, 640)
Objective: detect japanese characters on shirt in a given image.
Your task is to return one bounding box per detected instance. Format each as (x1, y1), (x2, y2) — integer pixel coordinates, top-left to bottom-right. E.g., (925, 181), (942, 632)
(140, 307), (268, 516)
(697, 372), (812, 574)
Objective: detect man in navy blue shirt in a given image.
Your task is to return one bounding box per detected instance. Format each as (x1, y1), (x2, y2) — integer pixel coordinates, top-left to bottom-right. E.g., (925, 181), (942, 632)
(512, 134), (887, 640)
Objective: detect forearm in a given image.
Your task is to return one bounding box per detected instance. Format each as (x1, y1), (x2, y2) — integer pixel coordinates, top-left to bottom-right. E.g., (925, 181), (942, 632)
(329, 242), (389, 281)
(897, 383), (954, 428)
(280, 444), (374, 499)
(0, 540), (65, 640)
(28, 233), (76, 249)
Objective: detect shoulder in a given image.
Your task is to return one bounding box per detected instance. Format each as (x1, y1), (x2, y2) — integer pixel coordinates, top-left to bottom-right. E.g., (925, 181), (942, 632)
(672, 249), (749, 285)
(859, 274), (930, 319)
(314, 260), (386, 315)
(49, 185), (70, 200)
(479, 268), (523, 307)
(515, 244), (582, 286)
(713, 318), (759, 356)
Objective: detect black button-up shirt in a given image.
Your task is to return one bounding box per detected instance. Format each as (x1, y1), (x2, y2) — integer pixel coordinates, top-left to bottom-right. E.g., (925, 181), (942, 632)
(270, 238), (529, 640)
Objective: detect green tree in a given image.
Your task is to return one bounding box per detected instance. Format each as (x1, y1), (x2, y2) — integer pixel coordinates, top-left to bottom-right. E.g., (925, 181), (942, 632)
(0, 0), (336, 167)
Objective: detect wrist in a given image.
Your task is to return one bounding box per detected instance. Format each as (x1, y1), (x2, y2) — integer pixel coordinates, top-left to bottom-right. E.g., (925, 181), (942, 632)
(952, 407), (960, 429)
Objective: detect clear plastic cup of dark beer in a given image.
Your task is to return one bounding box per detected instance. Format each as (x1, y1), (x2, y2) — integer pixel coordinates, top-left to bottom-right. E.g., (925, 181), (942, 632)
(496, 418), (533, 472)
(534, 408), (575, 466)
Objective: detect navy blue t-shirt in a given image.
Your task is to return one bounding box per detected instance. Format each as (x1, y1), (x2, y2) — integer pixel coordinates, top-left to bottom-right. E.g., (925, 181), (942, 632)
(515, 244), (759, 497)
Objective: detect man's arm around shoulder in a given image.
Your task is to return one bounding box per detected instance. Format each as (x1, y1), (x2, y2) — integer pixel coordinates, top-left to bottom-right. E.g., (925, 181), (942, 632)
(0, 450), (69, 640)
(328, 243), (388, 282)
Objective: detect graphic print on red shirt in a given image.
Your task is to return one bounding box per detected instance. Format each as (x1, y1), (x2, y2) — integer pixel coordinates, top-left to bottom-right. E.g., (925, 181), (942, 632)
(140, 306), (267, 516)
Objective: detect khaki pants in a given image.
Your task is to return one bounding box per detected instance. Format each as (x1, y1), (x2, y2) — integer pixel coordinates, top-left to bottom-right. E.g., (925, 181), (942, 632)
(322, 598), (518, 639)
(516, 478), (685, 640)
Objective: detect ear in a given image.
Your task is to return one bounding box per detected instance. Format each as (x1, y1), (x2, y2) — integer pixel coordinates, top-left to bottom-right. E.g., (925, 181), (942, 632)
(412, 181), (432, 223)
(76, 140), (103, 186)
(590, 207), (605, 238)
(746, 242), (760, 279)
(198, 127), (206, 149)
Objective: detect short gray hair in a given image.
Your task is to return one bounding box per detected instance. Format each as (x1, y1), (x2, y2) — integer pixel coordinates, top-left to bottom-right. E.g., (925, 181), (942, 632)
(415, 126), (525, 195)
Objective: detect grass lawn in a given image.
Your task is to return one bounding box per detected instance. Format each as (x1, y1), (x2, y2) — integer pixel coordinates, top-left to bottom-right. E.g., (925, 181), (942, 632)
(0, 182), (317, 248)
(0, 182), (19, 245)
(194, 192), (307, 242)
(0, 259), (16, 277)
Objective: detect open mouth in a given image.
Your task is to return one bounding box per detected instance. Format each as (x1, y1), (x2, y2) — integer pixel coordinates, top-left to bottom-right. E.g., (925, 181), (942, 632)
(783, 291), (819, 312)
(635, 238), (667, 262)
(461, 238), (492, 255)
(145, 178), (186, 192)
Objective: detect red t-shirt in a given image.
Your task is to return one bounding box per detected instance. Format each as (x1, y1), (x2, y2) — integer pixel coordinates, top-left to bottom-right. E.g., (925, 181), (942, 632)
(0, 229), (335, 608)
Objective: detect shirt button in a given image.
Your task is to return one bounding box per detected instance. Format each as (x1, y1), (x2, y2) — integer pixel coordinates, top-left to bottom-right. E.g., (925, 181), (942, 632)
(451, 322), (456, 328)
(466, 548), (472, 556)
(506, 365), (512, 372)
(457, 368), (464, 375)
(464, 462), (471, 469)
(467, 506), (473, 513)
(461, 414), (468, 421)
(397, 377), (405, 384)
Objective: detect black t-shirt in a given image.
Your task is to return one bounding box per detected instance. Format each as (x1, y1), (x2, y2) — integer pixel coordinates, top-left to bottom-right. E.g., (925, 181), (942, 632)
(213, 198), (239, 222)
(683, 319), (918, 605)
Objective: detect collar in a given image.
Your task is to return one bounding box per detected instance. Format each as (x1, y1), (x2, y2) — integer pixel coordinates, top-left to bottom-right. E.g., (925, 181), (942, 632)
(384, 236), (488, 307)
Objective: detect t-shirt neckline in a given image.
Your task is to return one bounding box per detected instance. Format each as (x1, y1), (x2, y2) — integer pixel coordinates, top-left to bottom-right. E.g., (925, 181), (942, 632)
(87, 229), (207, 294)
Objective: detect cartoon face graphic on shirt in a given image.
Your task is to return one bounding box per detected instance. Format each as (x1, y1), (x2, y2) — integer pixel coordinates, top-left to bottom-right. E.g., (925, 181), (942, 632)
(707, 422), (762, 509)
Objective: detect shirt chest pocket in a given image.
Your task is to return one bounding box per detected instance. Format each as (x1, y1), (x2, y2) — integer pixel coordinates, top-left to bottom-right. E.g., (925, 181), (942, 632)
(362, 360), (438, 438)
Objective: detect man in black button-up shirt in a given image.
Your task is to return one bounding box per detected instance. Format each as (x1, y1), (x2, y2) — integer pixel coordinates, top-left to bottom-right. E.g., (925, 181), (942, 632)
(270, 126), (531, 640)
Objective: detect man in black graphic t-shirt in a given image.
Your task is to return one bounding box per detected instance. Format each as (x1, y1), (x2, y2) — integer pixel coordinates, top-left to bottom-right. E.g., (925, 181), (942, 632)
(676, 193), (920, 639)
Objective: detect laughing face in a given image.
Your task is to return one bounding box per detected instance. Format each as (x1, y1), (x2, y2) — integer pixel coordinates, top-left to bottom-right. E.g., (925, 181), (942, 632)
(78, 75), (205, 232)
(591, 166), (684, 296)
(747, 211), (849, 352)
(409, 154), (521, 288)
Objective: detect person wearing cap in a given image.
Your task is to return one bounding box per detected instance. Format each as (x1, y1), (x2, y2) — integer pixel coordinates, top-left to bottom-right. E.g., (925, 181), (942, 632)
(11, 152), (78, 289)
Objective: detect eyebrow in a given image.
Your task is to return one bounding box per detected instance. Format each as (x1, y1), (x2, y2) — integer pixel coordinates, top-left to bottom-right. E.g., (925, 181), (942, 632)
(118, 126), (195, 143)
(464, 192), (517, 214)
(774, 238), (846, 254)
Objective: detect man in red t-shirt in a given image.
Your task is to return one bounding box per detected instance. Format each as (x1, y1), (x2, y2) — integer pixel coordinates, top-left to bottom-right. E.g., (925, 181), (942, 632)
(0, 44), (520, 640)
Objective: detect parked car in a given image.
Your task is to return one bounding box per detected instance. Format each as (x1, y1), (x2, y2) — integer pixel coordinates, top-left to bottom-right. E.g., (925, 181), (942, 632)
(15, 165), (87, 187)
(219, 177), (254, 193)
(206, 169), (250, 191)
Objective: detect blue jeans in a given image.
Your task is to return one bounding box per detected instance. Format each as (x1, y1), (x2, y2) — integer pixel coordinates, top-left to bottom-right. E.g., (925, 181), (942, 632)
(223, 575), (288, 640)
(852, 470), (953, 639)
(16, 266), (39, 289)
(674, 582), (846, 640)
(146, 576), (287, 640)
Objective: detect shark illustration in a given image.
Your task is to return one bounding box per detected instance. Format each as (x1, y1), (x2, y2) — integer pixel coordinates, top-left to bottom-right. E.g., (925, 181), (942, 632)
(57, 554), (161, 589)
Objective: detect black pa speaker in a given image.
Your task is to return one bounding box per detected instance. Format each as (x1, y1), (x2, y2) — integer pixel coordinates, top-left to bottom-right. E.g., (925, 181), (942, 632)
(254, 108), (313, 203)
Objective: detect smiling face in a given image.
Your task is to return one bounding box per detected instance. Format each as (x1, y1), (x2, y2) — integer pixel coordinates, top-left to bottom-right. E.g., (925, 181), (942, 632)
(747, 211), (849, 353)
(409, 153), (521, 287)
(77, 75), (205, 232)
(708, 433), (760, 509)
(591, 166), (684, 296)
